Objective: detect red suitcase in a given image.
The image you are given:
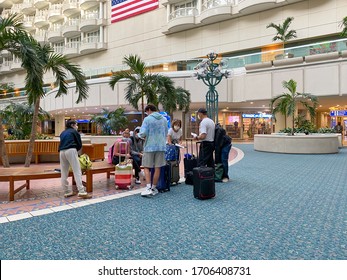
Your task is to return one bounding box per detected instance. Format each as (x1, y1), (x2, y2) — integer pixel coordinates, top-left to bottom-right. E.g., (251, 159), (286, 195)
(114, 142), (133, 190)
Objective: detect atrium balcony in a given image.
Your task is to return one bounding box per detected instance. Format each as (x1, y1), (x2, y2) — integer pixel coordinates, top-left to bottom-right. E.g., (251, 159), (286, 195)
(0, 50), (11, 58)
(62, 21), (81, 37)
(62, 0), (81, 17)
(10, 58), (24, 71)
(198, 0), (234, 24)
(164, 7), (198, 34)
(34, 14), (50, 28)
(0, 62), (12, 74)
(21, 0), (36, 15)
(235, 0), (305, 15)
(80, 14), (106, 32)
(22, 17), (36, 31)
(0, 0), (13, 9)
(79, 0), (105, 10)
(47, 28), (64, 42)
(80, 37), (107, 54)
(48, 5), (64, 22)
(34, 0), (50, 9)
(33, 29), (47, 43)
(64, 42), (80, 58)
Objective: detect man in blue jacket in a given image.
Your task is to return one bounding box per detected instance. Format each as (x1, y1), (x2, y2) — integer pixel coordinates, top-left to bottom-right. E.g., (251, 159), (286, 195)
(59, 119), (92, 199)
(139, 104), (168, 196)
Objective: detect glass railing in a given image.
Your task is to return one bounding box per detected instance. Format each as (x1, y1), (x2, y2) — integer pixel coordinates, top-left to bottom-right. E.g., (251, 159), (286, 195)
(224, 38), (347, 68)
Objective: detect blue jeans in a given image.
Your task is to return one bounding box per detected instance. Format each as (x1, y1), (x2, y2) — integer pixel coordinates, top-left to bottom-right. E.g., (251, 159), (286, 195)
(221, 144), (231, 179)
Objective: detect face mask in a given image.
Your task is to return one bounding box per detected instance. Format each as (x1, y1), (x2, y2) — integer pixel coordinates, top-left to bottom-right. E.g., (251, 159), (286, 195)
(174, 126), (180, 131)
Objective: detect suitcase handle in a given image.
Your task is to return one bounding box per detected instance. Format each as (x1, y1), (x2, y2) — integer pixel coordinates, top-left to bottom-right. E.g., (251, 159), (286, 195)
(185, 138), (195, 155)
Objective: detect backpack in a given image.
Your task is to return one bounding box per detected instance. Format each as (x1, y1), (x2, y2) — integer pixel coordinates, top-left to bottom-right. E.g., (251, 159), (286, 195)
(79, 154), (92, 171)
(222, 134), (232, 147)
(107, 144), (115, 164)
(214, 124), (227, 148)
(70, 153), (92, 172)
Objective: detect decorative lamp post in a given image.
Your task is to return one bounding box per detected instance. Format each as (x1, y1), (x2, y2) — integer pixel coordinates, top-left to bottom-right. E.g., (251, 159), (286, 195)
(193, 51), (232, 124)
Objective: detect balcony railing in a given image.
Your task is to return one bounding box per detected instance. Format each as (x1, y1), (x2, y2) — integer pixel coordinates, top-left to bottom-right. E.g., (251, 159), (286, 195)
(224, 38), (347, 69)
(82, 35), (100, 44)
(169, 7), (198, 20)
(201, 0), (232, 11)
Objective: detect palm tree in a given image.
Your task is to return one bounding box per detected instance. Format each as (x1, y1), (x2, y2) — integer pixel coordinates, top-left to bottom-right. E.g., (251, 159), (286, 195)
(24, 42), (89, 167)
(157, 75), (191, 120)
(266, 17), (297, 57)
(0, 14), (42, 167)
(2, 102), (50, 140)
(109, 54), (191, 121)
(90, 108), (128, 135)
(340, 16), (347, 37)
(270, 79), (318, 135)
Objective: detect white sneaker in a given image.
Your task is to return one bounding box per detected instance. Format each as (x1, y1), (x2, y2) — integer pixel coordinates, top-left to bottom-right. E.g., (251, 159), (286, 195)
(222, 178), (229, 183)
(140, 186), (158, 196)
(135, 179), (141, 184)
(141, 186), (153, 196)
(64, 191), (77, 198)
(151, 187), (158, 196)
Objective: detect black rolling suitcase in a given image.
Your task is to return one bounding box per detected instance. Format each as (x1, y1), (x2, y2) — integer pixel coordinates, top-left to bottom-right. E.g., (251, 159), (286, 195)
(193, 166), (215, 200)
(184, 139), (198, 185)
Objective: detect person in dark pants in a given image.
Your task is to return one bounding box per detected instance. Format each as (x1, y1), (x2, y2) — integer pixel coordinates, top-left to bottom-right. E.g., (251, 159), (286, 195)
(221, 138), (232, 182)
(193, 108), (215, 168)
(130, 126), (144, 184)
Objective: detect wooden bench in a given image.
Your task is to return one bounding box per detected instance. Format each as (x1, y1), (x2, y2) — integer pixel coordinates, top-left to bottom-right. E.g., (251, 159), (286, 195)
(0, 161), (115, 201)
(0, 140), (106, 165)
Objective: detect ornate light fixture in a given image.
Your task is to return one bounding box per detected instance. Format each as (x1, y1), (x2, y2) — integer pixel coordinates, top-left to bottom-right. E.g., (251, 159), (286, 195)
(193, 51), (233, 123)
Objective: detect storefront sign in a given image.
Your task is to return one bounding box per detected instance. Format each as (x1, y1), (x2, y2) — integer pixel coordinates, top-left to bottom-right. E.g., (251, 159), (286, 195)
(330, 110), (347, 116)
(242, 113), (272, 118)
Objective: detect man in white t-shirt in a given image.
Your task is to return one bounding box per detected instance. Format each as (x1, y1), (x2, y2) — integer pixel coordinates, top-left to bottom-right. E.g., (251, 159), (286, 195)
(193, 108), (215, 168)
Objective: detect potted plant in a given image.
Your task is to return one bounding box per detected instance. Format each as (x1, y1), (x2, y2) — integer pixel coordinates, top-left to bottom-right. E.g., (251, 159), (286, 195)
(266, 17), (297, 59)
(270, 79), (318, 135)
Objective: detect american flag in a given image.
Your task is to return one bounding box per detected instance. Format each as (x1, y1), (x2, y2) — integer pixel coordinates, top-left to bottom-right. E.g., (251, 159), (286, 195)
(111, 0), (159, 23)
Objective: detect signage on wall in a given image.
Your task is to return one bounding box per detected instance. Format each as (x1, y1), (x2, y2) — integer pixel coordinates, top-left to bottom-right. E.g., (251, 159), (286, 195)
(242, 113), (272, 118)
(330, 110), (347, 116)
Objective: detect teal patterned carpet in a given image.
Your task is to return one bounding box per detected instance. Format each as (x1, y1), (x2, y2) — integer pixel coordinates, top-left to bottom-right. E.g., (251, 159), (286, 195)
(0, 144), (346, 260)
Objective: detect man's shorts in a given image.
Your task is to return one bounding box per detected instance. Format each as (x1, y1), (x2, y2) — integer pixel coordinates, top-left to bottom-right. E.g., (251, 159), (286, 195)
(142, 151), (166, 168)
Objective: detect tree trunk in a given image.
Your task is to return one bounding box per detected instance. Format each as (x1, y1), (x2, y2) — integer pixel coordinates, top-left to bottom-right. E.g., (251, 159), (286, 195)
(0, 115), (10, 167)
(141, 94), (144, 122)
(25, 98), (40, 167)
(292, 115), (295, 135)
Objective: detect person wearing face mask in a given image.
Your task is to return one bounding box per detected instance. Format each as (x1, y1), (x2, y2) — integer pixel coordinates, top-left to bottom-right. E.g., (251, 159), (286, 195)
(194, 108), (215, 168)
(167, 119), (183, 145)
(130, 126), (144, 184)
(167, 119), (183, 161)
(58, 119), (92, 199)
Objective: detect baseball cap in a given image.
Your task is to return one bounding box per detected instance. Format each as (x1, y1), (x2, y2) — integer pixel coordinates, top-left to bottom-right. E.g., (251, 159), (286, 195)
(197, 108), (207, 114)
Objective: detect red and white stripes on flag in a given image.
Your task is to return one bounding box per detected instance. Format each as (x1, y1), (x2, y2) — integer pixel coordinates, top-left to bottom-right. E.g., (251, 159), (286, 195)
(111, 0), (159, 23)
